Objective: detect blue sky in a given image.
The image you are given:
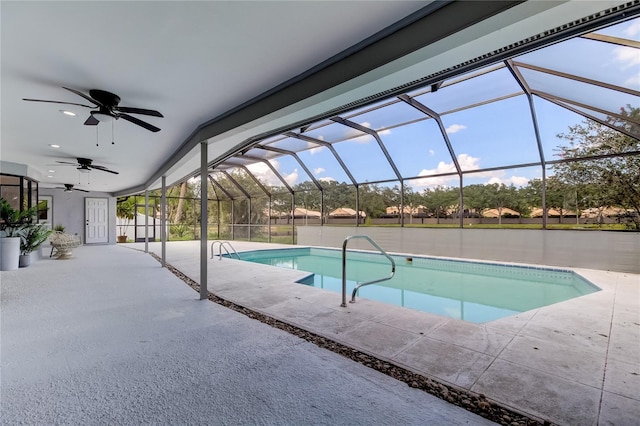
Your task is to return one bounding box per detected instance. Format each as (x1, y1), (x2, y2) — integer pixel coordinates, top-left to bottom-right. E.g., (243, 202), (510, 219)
(245, 18), (639, 191)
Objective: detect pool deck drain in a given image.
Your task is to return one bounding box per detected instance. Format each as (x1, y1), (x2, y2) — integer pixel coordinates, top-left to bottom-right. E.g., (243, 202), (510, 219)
(139, 240), (639, 426)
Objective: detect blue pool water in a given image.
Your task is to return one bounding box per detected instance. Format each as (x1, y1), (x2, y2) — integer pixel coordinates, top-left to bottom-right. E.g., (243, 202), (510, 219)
(235, 248), (600, 323)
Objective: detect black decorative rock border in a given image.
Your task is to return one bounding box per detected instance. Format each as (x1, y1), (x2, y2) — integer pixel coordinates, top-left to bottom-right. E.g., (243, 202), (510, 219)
(149, 252), (552, 426)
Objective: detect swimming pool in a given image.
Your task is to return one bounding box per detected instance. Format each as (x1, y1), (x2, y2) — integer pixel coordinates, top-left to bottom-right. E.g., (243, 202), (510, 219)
(235, 248), (600, 323)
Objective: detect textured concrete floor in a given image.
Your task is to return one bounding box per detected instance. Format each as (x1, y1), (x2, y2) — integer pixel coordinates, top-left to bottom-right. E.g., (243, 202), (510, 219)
(140, 240), (640, 426)
(1, 245), (493, 425)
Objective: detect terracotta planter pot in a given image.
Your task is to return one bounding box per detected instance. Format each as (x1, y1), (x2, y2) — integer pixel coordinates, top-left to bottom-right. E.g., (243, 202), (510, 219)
(117, 235), (127, 243)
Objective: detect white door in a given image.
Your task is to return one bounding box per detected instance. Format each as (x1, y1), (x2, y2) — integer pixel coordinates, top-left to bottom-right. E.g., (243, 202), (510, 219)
(85, 198), (109, 244)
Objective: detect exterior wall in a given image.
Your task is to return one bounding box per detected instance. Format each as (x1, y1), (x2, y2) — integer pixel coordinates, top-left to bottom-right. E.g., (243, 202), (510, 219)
(297, 226), (640, 274)
(39, 188), (117, 245)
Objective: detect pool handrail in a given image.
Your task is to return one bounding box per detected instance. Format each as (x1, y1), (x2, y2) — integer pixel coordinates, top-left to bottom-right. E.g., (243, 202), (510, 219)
(210, 240), (241, 261)
(341, 235), (396, 307)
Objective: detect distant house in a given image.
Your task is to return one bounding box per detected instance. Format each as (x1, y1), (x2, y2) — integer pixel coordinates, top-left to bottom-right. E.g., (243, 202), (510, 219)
(266, 207), (321, 219)
(329, 208), (366, 218)
(385, 205), (426, 216)
(530, 208), (576, 217)
(291, 207), (321, 219)
(482, 208), (520, 218)
(580, 206), (627, 218)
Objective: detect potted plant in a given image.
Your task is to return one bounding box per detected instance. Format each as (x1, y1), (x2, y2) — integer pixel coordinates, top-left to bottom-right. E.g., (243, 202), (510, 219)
(116, 197), (135, 243)
(0, 197), (41, 270)
(19, 223), (52, 267)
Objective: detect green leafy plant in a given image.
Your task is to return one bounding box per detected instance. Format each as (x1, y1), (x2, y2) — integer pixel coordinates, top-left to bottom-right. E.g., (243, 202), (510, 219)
(20, 223), (52, 255)
(0, 197), (41, 237)
(170, 223), (190, 239)
(53, 224), (66, 232)
(116, 197), (135, 236)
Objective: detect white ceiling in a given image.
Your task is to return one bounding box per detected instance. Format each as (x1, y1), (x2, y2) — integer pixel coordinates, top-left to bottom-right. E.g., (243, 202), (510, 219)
(1, 1), (625, 195)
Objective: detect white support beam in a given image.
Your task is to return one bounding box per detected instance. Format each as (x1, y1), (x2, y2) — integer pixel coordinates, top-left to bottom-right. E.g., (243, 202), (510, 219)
(144, 191), (149, 253)
(161, 176), (167, 267)
(200, 142), (208, 300)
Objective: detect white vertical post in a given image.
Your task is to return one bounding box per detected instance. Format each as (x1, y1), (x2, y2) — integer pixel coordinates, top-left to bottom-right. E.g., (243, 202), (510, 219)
(161, 176), (166, 267)
(268, 197), (272, 243)
(200, 142), (208, 300)
(144, 190), (149, 253)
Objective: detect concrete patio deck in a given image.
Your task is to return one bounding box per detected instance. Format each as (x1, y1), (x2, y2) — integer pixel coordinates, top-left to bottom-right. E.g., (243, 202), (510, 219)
(1, 244), (493, 425)
(2, 240), (638, 425)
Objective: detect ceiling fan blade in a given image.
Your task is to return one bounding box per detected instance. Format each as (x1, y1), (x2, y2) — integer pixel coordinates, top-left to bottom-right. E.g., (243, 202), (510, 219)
(56, 161), (79, 165)
(84, 115), (99, 125)
(116, 106), (163, 117)
(74, 188), (90, 193)
(90, 165), (119, 175)
(119, 113), (161, 132)
(22, 98), (94, 108)
(62, 87), (101, 107)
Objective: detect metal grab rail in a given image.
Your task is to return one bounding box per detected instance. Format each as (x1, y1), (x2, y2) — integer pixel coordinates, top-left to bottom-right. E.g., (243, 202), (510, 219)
(341, 235), (396, 307)
(210, 240), (241, 261)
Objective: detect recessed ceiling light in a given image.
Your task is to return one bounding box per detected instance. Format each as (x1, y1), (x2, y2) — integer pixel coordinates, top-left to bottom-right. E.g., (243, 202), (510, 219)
(48, 170), (55, 173)
(60, 110), (76, 116)
(49, 144), (60, 148)
(47, 175), (53, 178)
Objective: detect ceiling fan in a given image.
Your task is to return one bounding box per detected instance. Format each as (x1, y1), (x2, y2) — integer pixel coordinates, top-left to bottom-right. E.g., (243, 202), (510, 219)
(56, 158), (119, 175)
(56, 184), (89, 193)
(23, 87), (163, 132)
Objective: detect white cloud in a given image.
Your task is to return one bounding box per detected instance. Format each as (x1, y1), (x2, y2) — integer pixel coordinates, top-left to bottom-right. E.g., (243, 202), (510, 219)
(428, 149), (435, 156)
(457, 153), (481, 170)
(410, 174), (458, 189)
(408, 154), (531, 189)
(486, 175), (529, 187)
(246, 160), (300, 186)
(623, 19), (640, 37)
(445, 124), (467, 134)
(246, 161), (280, 187)
(310, 146), (323, 154)
(625, 73), (640, 88)
(283, 168), (298, 186)
(318, 176), (336, 183)
(314, 167), (325, 175)
(613, 46), (640, 69)
(410, 154), (478, 188)
(509, 176), (530, 186)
